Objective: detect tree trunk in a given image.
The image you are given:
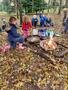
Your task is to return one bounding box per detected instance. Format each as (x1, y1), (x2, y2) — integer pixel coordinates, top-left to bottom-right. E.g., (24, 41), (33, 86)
(17, 4), (19, 19)
(65, 0), (68, 8)
(58, 0), (62, 14)
(48, 0), (51, 13)
(52, 0), (56, 13)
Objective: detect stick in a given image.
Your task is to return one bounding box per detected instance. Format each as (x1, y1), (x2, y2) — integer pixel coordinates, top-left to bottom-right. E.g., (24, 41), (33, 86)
(56, 42), (68, 48)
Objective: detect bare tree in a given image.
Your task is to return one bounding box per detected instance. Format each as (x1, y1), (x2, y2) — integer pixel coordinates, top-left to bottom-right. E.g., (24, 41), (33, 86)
(47, 0), (51, 13)
(58, 0), (62, 14)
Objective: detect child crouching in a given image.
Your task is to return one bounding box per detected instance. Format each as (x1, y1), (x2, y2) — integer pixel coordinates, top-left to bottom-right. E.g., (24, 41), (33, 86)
(22, 15), (32, 38)
(6, 16), (25, 49)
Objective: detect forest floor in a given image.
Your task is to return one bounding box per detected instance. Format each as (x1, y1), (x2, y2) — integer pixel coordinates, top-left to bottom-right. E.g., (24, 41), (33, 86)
(0, 14), (68, 90)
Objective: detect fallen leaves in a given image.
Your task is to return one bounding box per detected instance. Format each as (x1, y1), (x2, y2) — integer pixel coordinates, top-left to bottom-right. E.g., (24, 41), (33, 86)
(0, 15), (68, 90)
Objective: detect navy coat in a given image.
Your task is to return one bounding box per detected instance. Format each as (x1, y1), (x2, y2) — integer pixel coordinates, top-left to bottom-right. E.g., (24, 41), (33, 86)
(6, 24), (24, 48)
(7, 24), (20, 42)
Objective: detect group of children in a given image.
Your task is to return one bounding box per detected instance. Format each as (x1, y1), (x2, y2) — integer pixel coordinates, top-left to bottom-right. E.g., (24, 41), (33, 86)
(2, 14), (53, 50)
(0, 14), (68, 52)
(32, 14), (53, 28)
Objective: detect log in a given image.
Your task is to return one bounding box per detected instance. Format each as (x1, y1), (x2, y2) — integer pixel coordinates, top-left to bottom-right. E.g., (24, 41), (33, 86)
(25, 42), (55, 65)
(56, 42), (68, 48)
(53, 49), (68, 58)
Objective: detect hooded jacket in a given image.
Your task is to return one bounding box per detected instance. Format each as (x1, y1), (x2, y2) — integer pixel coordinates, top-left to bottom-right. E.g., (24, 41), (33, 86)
(7, 24), (20, 42)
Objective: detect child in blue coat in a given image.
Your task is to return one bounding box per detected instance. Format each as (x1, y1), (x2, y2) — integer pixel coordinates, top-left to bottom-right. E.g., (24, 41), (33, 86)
(39, 15), (45, 27)
(42, 15), (48, 26)
(32, 15), (38, 28)
(40, 15), (49, 27)
(6, 16), (24, 49)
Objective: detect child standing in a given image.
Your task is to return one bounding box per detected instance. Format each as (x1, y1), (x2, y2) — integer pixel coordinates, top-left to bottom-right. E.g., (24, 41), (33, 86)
(6, 16), (24, 49)
(22, 15), (32, 38)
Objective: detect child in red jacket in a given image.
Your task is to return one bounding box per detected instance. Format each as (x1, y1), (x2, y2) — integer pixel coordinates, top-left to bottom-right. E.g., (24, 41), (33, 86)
(22, 15), (32, 38)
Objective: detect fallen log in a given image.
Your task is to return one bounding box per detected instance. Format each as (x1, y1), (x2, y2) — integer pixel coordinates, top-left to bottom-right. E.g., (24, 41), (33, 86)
(54, 49), (68, 58)
(56, 42), (68, 48)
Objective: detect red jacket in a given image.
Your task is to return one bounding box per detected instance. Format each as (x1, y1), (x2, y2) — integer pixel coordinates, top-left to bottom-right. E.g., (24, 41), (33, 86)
(22, 22), (32, 30)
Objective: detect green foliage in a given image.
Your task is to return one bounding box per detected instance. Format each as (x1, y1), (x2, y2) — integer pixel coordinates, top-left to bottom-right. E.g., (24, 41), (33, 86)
(1, 0), (67, 14)
(2, 0), (47, 13)
(1, 0), (15, 13)
(21, 0), (47, 13)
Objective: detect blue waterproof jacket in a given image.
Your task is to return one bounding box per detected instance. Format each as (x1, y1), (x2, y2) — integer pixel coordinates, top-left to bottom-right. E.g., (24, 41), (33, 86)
(7, 24), (20, 42)
(32, 18), (38, 26)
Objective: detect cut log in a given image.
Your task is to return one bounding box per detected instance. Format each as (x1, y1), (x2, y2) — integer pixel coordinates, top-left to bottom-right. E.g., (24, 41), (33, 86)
(56, 42), (68, 48)
(53, 49), (68, 57)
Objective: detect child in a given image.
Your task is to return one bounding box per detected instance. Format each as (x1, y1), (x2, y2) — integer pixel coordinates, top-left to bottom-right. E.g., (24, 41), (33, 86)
(32, 15), (38, 28)
(22, 15), (32, 38)
(46, 15), (54, 27)
(1, 17), (7, 31)
(64, 17), (68, 33)
(6, 16), (24, 49)
(42, 14), (48, 26)
(39, 15), (45, 27)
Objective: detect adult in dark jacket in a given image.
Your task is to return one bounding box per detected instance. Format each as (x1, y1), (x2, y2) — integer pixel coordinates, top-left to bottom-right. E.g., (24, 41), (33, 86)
(32, 15), (38, 28)
(64, 18), (68, 33)
(6, 17), (24, 49)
